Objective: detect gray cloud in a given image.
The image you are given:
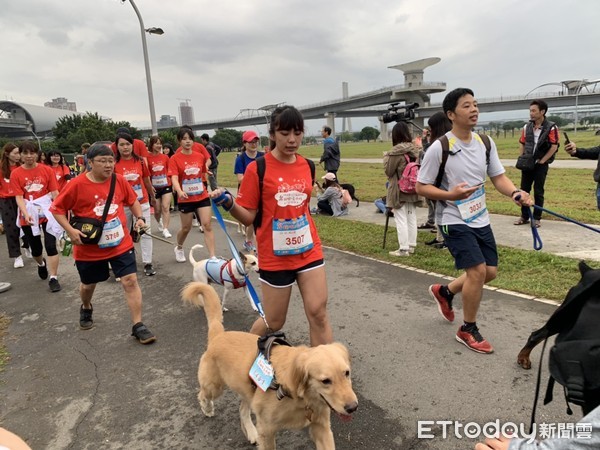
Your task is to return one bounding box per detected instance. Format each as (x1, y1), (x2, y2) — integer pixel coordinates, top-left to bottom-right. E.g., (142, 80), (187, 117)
(1, 0), (599, 131)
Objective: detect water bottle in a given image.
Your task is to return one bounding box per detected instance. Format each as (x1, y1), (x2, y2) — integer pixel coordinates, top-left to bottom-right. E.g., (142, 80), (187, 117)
(61, 235), (72, 257)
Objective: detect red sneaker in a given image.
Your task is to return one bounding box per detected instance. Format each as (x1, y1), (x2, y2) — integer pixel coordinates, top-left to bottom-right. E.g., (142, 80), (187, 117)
(428, 284), (454, 322)
(456, 326), (494, 354)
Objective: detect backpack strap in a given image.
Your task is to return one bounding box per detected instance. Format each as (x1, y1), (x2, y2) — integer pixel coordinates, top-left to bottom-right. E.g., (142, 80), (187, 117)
(434, 134), (491, 188)
(253, 156), (266, 230)
(434, 136), (450, 188)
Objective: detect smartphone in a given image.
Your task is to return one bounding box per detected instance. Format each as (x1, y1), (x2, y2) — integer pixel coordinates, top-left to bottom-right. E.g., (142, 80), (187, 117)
(564, 132), (570, 145)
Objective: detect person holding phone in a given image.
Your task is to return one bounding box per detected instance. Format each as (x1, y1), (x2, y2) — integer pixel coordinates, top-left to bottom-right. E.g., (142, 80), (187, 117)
(565, 135), (600, 210)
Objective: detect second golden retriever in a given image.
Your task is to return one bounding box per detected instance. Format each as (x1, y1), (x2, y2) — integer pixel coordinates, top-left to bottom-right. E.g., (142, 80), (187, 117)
(181, 282), (358, 450)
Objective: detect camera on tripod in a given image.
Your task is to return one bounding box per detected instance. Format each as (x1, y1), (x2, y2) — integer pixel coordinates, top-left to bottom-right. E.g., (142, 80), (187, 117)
(381, 102), (419, 124)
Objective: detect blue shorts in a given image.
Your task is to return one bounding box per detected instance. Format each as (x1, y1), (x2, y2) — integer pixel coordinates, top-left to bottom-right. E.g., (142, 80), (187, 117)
(75, 248), (137, 285)
(440, 224), (497, 270)
(259, 259), (324, 288)
(178, 198), (211, 214)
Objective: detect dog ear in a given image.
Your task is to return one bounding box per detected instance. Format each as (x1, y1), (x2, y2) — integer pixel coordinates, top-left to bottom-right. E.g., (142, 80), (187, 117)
(238, 251), (247, 262)
(290, 351), (310, 398)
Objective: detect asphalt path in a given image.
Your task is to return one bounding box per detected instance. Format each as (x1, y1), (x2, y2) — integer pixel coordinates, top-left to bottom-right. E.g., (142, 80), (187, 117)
(0, 214), (582, 449)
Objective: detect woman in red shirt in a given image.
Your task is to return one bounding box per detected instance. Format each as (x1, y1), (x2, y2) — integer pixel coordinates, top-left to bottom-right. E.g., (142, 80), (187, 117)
(0, 143), (29, 268)
(146, 136), (173, 239)
(10, 141), (62, 292)
(211, 106), (332, 346)
(46, 150), (72, 192)
(115, 132), (157, 277)
(168, 128), (215, 262)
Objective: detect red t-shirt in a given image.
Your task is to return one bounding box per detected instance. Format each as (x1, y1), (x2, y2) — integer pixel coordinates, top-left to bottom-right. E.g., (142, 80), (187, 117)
(50, 164), (71, 191)
(115, 158), (150, 204)
(236, 153), (322, 271)
(168, 151), (209, 203)
(50, 174), (137, 261)
(0, 165), (19, 199)
(176, 142), (211, 181)
(146, 153), (172, 188)
(111, 139), (150, 158)
(10, 164), (59, 226)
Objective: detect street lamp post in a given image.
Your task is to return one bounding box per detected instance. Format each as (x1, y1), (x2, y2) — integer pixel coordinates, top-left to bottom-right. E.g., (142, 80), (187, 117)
(127, 0), (162, 136)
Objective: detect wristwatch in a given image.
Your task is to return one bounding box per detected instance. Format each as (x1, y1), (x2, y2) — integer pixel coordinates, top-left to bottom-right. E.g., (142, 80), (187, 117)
(135, 217), (146, 222)
(511, 189), (522, 197)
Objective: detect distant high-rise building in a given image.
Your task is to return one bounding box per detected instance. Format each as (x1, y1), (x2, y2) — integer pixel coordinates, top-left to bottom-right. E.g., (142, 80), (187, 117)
(178, 99), (194, 125)
(44, 97), (77, 111)
(157, 115), (178, 129)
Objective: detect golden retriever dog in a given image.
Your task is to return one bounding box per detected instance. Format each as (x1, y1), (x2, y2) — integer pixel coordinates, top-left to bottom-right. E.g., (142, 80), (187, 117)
(181, 282), (358, 450)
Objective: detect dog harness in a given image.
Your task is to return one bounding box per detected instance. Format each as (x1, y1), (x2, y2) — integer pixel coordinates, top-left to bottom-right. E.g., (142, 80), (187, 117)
(204, 257), (246, 289)
(251, 332), (292, 400)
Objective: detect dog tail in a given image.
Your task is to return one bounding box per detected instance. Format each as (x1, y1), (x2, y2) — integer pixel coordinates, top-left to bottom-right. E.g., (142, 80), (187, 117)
(181, 282), (224, 341)
(188, 244), (204, 266)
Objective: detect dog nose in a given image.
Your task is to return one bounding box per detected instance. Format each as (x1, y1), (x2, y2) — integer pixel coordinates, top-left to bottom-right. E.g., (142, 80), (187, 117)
(344, 401), (358, 414)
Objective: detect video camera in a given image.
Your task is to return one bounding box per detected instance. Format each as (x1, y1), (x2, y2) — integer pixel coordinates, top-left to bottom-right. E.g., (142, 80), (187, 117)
(381, 102), (419, 124)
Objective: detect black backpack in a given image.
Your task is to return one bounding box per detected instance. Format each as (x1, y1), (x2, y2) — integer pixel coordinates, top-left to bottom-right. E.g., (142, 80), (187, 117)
(253, 155), (315, 230)
(529, 261), (600, 429)
(434, 134), (491, 188)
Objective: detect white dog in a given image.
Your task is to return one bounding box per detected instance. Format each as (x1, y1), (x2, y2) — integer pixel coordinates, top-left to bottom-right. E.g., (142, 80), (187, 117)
(189, 244), (259, 311)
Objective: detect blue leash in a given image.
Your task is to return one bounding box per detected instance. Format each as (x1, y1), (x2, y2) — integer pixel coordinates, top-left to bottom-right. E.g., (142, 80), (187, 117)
(522, 203), (600, 251)
(211, 200), (269, 328)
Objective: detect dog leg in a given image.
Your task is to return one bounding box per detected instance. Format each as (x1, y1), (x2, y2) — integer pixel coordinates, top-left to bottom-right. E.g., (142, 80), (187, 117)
(256, 421), (277, 450)
(309, 421), (335, 450)
(221, 286), (229, 312)
(239, 400), (258, 445)
(198, 357), (223, 417)
(517, 327), (550, 370)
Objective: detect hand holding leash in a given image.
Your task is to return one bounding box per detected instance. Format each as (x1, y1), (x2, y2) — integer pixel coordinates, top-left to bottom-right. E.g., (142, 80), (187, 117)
(211, 188), (234, 211)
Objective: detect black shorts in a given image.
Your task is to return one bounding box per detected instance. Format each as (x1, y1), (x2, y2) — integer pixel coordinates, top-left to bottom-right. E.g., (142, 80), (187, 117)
(440, 224), (498, 270)
(259, 259), (324, 288)
(178, 198), (211, 214)
(154, 186), (173, 199)
(75, 248), (137, 285)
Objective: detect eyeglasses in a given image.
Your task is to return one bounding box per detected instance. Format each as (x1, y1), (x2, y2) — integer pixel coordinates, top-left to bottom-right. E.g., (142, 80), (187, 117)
(92, 158), (115, 165)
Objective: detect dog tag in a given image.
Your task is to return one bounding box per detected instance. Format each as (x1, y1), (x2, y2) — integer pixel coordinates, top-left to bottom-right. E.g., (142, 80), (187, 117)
(249, 353), (274, 392)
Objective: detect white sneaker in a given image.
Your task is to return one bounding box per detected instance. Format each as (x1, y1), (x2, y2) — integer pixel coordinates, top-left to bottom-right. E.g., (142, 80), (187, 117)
(174, 246), (186, 263)
(13, 256), (24, 268)
(192, 219), (199, 227)
(157, 218), (164, 232)
(389, 249), (410, 257)
(22, 247), (32, 258)
(162, 229), (172, 239)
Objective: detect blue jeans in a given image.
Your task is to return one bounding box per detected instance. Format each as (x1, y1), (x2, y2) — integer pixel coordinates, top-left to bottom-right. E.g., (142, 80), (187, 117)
(374, 198), (387, 214)
(596, 184), (600, 210)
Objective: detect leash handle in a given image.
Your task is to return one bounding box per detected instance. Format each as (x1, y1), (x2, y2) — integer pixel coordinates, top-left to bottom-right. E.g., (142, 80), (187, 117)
(516, 195), (543, 251)
(211, 200), (269, 329)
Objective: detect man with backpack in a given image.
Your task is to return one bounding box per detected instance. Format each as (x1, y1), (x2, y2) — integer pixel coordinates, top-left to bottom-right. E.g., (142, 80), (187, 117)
(514, 100), (560, 228)
(416, 87), (532, 354)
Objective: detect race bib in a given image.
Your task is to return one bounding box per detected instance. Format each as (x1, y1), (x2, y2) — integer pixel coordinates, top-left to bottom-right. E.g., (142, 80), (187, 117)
(455, 186), (487, 223)
(182, 177), (204, 196)
(249, 353), (274, 392)
(272, 214), (313, 256)
(151, 174), (168, 188)
(98, 218), (125, 248)
(133, 183), (143, 200)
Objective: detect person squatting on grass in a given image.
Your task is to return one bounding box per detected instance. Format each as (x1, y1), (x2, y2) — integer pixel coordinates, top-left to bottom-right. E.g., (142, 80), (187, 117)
(384, 121), (422, 257)
(211, 105), (333, 346)
(50, 143), (156, 344)
(416, 87), (532, 354)
(314, 172), (348, 217)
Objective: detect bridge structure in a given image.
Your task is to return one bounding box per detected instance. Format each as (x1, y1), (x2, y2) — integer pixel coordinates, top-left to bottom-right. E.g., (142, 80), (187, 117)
(2, 58), (600, 141)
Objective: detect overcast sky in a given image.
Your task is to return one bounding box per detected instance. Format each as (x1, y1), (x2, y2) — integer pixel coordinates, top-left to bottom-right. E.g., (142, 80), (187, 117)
(1, 0), (599, 134)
